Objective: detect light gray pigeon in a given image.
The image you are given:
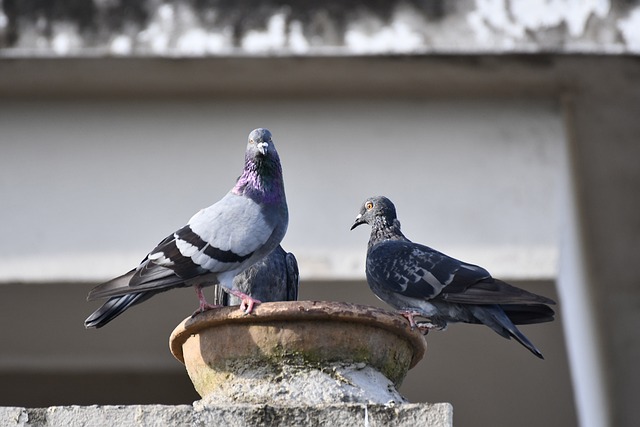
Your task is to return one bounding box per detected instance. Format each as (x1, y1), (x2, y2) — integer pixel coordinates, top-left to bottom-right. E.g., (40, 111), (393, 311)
(85, 128), (288, 328)
(350, 196), (555, 359)
(212, 245), (299, 306)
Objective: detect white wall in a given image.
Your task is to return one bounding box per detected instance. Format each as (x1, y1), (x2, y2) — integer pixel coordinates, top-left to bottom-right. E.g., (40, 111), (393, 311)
(0, 98), (563, 282)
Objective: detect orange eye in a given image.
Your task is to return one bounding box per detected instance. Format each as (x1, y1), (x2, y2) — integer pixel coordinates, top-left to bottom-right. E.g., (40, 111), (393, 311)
(365, 202), (373, 210)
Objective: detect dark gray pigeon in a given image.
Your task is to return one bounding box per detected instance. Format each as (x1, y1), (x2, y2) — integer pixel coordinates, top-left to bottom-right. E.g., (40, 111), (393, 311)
(85, 128), (288, 328)
(350, 196), (555, 359)
(212, 245), (299, 306)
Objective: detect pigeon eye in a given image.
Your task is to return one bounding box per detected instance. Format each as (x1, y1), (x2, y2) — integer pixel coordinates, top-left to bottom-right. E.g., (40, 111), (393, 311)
(366, 202), (373, 210)
(249, 139), (254, 144)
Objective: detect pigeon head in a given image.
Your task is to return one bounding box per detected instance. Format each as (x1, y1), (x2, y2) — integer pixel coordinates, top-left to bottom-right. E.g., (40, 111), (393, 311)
(234, 128), (285, 204)
(247, 128), (273, 157)
(350, 196), (398, 231)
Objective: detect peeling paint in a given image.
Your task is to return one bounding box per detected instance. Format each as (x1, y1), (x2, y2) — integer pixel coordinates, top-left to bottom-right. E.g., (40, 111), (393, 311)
(468, 0), (525, 42)
(137, 3), (175, 54)
(512, 0), (610, 37)
(176, 27), (232, 55)
(0, 0), (639, 56)
(345, 5), (425, 54)
(241, 11), (288, 53)
(468, 0), (611, 45)
(110, 34), (132, 55)
(50, 23), (82, 55)
(288, 20), (310, 54)
(618, 8), (640, 53)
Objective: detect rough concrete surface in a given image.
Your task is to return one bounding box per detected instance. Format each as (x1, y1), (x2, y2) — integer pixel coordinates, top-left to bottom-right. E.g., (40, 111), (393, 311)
(1, 0), (639, 55)
(193, 363), (407, 406)
(0, 403), (453, 427)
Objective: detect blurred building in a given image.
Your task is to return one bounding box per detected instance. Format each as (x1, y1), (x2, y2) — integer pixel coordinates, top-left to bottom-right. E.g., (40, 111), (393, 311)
(1, 1), (639, 426)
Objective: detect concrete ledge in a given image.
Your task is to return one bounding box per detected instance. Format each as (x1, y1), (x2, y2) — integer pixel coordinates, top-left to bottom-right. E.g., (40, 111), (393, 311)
(0, 403), (453, 427)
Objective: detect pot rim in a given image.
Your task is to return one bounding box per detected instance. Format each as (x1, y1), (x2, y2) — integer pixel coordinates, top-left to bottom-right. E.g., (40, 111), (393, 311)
(169, 300), (427, 369)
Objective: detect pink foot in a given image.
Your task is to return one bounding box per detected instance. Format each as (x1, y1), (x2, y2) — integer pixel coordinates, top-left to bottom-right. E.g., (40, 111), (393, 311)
(413, 319), (447, 336)
(240, 295), (262, 314)
(225, 288), (261, 314)
(397, 309), (445, 335)
(191, 285), (221, 317)
(398, 309), (419, 329)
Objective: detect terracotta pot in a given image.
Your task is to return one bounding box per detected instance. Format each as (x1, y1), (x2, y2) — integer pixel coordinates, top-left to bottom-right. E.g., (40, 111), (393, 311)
(170, 301), (427, 404)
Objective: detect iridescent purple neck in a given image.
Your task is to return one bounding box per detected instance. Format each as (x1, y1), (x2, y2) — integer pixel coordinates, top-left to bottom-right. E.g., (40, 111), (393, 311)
(232, 156), (284, 204)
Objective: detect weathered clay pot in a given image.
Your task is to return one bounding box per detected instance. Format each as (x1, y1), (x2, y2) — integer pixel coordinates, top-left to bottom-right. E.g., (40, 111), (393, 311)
(170, 301), (427, 404)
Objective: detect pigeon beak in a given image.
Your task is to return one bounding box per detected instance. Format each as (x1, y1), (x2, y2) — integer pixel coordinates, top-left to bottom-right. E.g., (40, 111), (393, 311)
(350, 214), (365, 230)
(257, 142), (268, 155)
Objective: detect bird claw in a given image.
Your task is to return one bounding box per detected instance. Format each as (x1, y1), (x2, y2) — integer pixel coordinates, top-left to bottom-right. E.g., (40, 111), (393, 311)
(222, 288), (262, 314)
(192, 285), (222, 317)
(414, 320), (447, 335)
(415, 322), (434, 335)
(191, 302), (222, 318)
(239, 296), (262, 314)
(398, 309), (423, 330)
(397, 309), (443, 335)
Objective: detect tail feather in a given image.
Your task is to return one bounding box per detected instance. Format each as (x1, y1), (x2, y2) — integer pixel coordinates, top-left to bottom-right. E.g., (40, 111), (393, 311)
(87, 263), (187, 300)
(86, 269), (137, 301)
(443, 279), (556, 306)
(84, 292), (154, 328)
(502, 303), (555, 325)
(470, 305), (545, 359)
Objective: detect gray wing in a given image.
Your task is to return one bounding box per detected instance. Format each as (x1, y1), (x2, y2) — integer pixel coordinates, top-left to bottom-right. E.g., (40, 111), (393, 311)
(366, 240), (479, 300)
(367, 240), (554, 306)
(87, 193), (279, 300)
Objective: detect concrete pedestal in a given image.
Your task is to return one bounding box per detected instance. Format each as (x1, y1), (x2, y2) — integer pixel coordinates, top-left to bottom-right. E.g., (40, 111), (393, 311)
(169, 301), (427, 405)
